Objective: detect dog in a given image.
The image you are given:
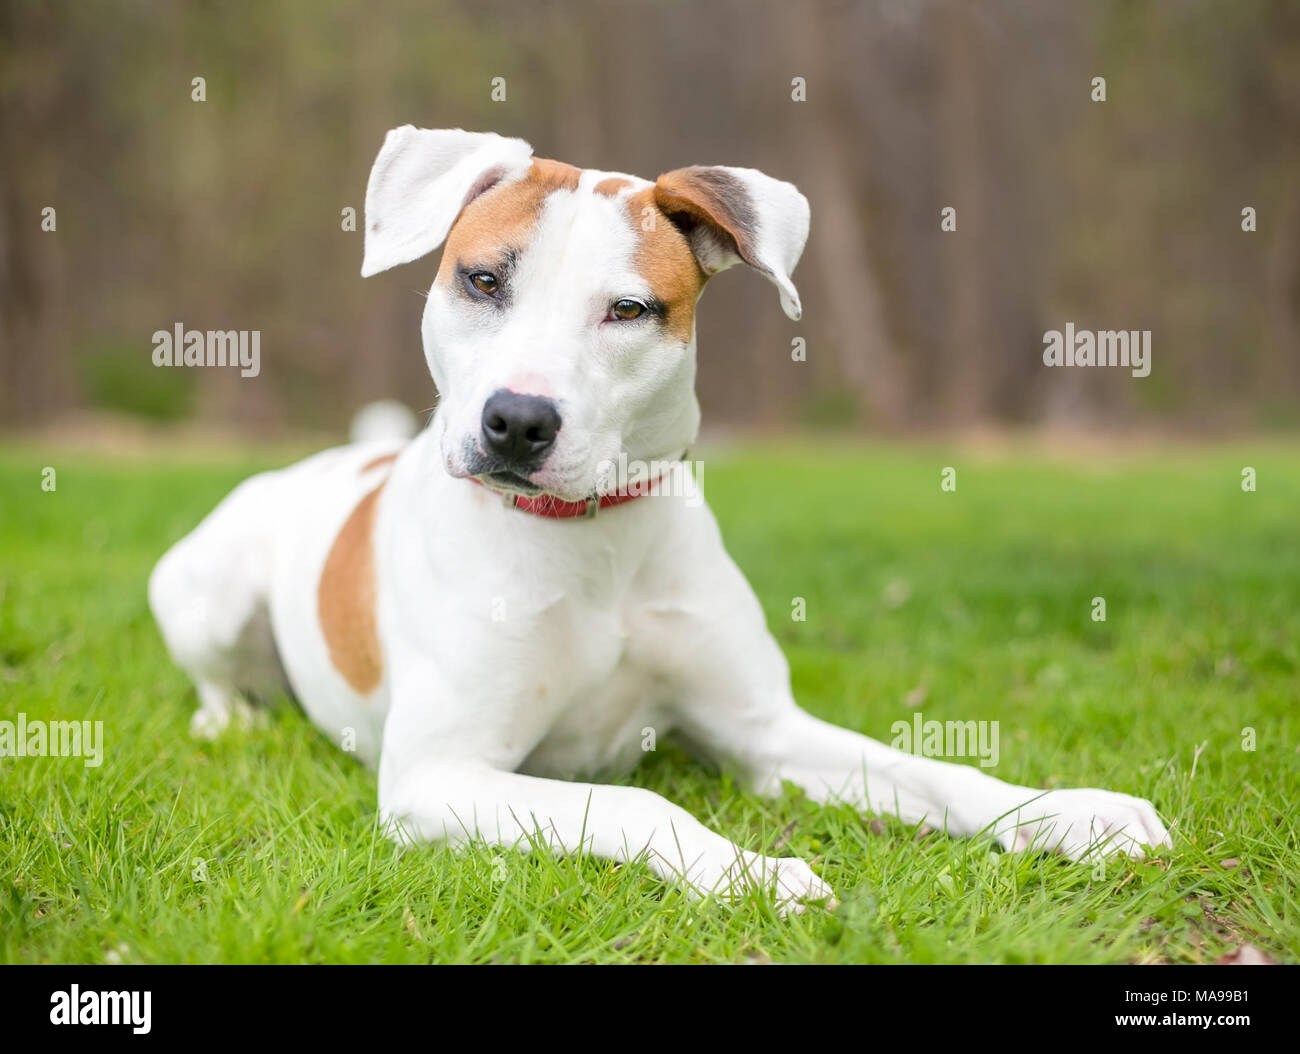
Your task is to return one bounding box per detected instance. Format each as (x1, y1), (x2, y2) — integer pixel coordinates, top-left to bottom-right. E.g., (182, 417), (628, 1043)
(149, 126), (1171, 912)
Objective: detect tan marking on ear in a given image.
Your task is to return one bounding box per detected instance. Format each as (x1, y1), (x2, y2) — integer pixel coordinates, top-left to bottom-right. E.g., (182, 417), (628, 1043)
(436, 157), (583, 282)
(594, 177), (631, 197)
(359, 452), (399, 474)
(318, 481), (386, 695)
(654, 166), (761, 274)
(625, 188), (706, 344)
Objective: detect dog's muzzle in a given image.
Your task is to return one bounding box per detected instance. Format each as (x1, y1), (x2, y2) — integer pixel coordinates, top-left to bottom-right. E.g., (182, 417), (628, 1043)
(480, 390), (561, 467)
(454, 390), (562, 494)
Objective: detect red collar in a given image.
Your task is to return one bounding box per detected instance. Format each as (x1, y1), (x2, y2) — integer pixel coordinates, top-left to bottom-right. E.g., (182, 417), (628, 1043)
(468, 471), (668, 520)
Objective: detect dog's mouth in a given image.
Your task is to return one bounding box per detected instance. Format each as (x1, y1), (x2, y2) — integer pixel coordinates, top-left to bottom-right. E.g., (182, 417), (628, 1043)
(455, 437), (547, 496)
(456, 436), (580, 499)
(477, 469), (544, 497)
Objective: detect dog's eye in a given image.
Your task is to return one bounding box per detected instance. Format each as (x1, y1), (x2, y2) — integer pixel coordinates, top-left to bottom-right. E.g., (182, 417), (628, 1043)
(609, 298), (646, 321)
(469, 272), (499, 296)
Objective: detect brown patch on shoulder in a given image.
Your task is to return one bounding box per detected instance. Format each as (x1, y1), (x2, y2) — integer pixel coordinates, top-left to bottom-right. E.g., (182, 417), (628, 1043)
(318, 482), (386, 696)
(594, 177), (631, 197)
(359, 452), (399, 474)
(436, 157), (583, 283)
(624, 188), (706, 344)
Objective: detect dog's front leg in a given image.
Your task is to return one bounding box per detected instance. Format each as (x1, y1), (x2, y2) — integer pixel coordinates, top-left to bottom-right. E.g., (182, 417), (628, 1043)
(376, 674), (833, 913)
(666, 544), (1172, 861)
(730, 707), (1171, 860)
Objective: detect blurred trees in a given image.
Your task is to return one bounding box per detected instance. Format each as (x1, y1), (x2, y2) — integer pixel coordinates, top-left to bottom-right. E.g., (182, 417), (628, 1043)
(1, 0), (1296, 433)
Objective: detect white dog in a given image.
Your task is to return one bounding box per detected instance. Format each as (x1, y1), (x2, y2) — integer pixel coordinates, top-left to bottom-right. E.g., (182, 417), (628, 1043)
(149, 127), (1171, 912)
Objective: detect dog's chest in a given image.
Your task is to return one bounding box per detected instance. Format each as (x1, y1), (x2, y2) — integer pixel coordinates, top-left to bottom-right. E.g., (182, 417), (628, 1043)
(521, 676), (670, 779)
(514, 606), (678, 780)
(372, 467), (694, 777)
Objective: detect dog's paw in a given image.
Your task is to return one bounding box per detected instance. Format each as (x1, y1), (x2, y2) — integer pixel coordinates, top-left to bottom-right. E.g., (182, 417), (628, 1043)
(189, 698), (261, 740)
(189, 706), (229, 740)
(720, 852), (837, 917)
(998, 788), (1171, 861)
(660, 848), (836, 916)
(767, 856), (838, 917)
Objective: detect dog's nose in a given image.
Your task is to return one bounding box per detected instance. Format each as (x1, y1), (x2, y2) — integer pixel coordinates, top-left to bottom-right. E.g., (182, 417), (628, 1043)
(481, 390), (562, 463)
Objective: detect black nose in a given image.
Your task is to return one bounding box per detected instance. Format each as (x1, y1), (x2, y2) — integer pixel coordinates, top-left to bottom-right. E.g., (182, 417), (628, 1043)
(481, 390), (562, 463)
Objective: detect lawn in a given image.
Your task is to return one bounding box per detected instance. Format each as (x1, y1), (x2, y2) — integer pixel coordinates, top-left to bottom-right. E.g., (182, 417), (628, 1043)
(1, 438), (1297, 964)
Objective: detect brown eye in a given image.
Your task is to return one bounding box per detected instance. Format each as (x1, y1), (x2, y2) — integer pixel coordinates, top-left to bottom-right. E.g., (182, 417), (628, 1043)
(469, 272), (499, 296)
(610, 298), (646, 321)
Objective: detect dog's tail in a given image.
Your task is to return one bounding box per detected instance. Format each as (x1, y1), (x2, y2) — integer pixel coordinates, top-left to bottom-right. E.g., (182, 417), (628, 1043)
(349, 399), (420, 443)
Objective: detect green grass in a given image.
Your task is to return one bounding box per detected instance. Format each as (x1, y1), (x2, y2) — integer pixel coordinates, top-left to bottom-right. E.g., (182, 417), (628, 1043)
(1, 439), (1297, 963)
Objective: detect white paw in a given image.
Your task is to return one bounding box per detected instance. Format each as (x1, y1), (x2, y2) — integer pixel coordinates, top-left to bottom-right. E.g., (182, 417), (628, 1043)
(998, 788), (1172, 861)
(712, 851), (837, 917)
(766, 856), (838, 917)
(188, 698), (260, 740)
(189, 706), (229, 740)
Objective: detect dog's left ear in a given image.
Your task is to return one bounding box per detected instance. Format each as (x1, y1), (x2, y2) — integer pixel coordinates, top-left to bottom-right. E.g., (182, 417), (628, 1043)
(361, 126), (534, 277)
(654, 166), (810, 320)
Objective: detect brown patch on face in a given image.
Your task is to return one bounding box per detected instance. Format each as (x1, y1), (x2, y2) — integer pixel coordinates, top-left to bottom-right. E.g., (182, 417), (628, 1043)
(594, 177), (631, 197)
(436, 158), (583, 283)
(318, 481), (386, 696)
(624, 188), (706, 344)
(529, 157), (582, 192)
(359, 452), (399, 474)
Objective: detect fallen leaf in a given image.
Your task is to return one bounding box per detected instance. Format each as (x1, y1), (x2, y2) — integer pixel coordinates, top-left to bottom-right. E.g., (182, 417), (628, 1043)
(402, 906), (421, 940)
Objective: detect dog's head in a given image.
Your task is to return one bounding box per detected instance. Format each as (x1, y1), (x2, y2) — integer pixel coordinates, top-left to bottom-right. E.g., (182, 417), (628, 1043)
(361, 126), (809, 502)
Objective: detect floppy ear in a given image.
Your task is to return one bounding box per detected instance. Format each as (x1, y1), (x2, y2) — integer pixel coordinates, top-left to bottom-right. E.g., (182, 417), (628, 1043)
(361, 126), (533, 277)
(653, 165), (810, 320)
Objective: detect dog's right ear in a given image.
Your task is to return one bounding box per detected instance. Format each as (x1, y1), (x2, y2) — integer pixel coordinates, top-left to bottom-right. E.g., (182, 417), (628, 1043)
(361, 127), (533, 277)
